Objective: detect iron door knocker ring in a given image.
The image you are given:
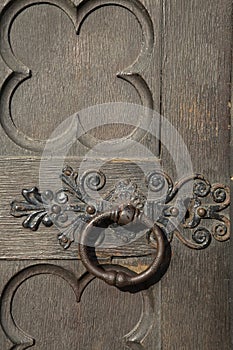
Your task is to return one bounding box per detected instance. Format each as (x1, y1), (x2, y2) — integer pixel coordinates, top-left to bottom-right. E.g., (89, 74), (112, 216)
(78, 204), (165, 288)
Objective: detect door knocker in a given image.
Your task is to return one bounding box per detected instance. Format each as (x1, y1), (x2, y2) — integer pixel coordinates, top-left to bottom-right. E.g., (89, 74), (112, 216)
(11, 166), (230, 289)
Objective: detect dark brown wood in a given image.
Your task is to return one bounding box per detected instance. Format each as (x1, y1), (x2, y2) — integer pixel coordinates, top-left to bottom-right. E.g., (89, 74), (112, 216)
(0, 1), (163, 349)
(0, 0), (232, 349)
(0, 0), (161, 156)
(0, 260), (160, 349)
(161, 0), (232, 348)
(0, 158), (159, 259)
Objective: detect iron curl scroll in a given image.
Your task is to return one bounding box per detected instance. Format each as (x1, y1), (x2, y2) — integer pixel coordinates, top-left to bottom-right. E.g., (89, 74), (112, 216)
(11, 167), (230, 288)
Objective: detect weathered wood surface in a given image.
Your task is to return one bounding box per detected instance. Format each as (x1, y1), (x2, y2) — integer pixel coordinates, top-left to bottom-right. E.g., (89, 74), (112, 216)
(161, 0), (232, 349)
(0, 1), (162, 349)
(0, 0), (232, 349)
(0, 158), (159, 259)
(0, 260), (161, 349)
(0, 0), (161, 155)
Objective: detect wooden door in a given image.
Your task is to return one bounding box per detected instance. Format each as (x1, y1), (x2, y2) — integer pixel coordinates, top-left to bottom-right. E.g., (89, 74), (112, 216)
(0, 1), (231, 349)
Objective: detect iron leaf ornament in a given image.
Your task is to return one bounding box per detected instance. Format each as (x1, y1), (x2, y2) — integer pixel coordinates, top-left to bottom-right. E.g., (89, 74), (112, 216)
(11, 167), (230, 251)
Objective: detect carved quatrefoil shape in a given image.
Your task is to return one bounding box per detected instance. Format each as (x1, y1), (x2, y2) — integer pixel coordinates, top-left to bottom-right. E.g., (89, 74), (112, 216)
(0, 263), (154, 349)
(0, 0), (155, 151)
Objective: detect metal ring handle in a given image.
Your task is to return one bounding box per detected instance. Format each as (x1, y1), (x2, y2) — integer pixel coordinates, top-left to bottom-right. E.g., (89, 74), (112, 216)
(78, 204), (165, 288)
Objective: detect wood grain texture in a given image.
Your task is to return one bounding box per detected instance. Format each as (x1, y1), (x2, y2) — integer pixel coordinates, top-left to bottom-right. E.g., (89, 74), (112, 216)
(0, 158), (159, 259)
(0, 0), (232, 349)
(0, 260), (161, 349)
(231, 18), (233, 350)
(161, 1), (232, 348)
(0, 0), (161, 155)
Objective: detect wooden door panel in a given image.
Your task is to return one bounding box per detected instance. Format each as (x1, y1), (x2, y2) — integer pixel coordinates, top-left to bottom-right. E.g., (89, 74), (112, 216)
(0, 159), (158, 259)
(0, 0), (231, 349)
(0, 261), (161, 349)
(160, 1), (231, 348)
(0, 0), (161, 155)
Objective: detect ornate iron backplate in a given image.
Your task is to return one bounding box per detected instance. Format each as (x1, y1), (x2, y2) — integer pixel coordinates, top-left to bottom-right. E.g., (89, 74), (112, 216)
(11, 166), (230, 250)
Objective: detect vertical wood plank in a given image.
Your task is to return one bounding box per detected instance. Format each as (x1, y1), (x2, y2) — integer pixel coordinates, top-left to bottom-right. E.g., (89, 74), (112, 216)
(161, 1), (232, 348)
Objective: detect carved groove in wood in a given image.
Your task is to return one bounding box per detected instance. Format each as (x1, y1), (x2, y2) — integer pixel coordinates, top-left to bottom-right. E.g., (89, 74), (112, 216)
(0, 264), (154, 349)
(0, 0), (155, 152)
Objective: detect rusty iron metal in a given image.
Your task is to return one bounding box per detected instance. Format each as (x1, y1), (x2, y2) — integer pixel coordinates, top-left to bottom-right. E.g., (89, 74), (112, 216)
(78, 205), (165, 288)
(10, 167), (230, 289)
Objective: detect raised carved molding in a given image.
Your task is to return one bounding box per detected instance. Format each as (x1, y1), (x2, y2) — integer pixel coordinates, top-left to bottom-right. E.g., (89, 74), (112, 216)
(0, 263), (154, 349)
(0, 0), (155, 152)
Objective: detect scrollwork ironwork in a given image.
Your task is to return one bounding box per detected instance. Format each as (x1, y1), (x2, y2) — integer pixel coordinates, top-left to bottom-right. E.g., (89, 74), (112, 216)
(11, 166), (106, 249)
(144, 172), (230, 249)
(11, 169), (230, 252)
(11, 188), (53, 231)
